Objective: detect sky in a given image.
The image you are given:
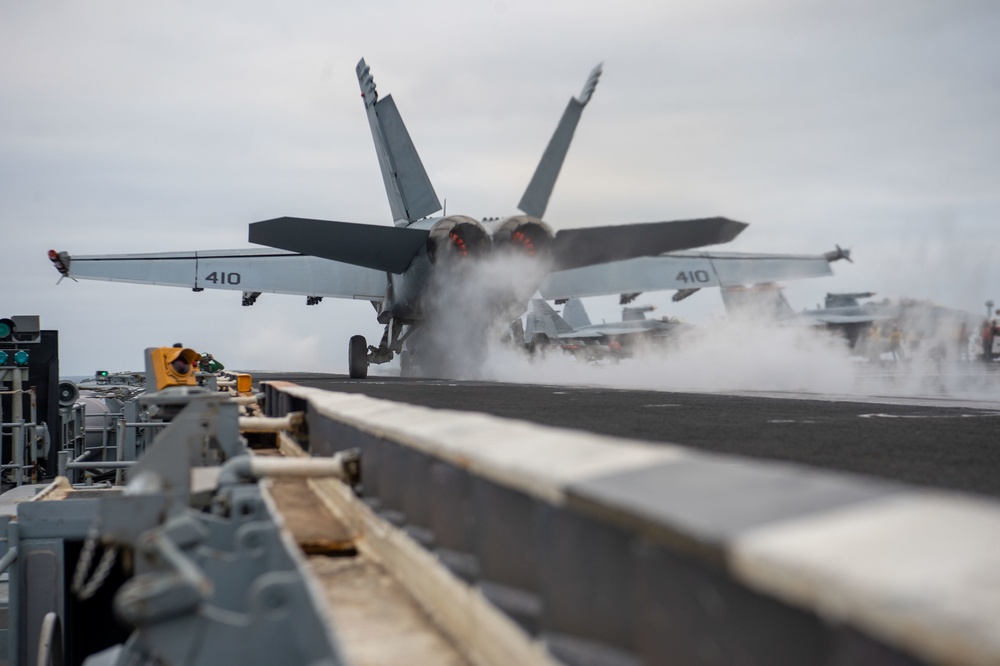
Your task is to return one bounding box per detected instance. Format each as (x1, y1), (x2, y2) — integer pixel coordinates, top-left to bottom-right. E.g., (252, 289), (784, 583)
(2, 0), (999, 376)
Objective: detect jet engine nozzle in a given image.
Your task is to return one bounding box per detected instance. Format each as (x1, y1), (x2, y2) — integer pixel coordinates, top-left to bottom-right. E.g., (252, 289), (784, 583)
(427, 216), (491, 264)
(489, 216), (554, 259)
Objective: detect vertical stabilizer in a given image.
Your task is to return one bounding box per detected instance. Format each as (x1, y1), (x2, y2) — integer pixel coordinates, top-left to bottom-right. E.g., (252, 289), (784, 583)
(517, 63), (603, 220)
(357, 59), (442, 227)
(526, 298), (577, 338)
(721, 284), (796, 320)
(562, 298), (593, 328)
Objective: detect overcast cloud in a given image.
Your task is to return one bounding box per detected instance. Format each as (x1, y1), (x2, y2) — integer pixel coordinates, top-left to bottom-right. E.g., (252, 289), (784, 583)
(2, 1), (998, 375)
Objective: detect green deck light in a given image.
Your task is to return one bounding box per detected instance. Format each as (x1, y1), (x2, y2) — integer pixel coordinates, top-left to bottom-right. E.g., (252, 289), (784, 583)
(13, 350), (29, 366)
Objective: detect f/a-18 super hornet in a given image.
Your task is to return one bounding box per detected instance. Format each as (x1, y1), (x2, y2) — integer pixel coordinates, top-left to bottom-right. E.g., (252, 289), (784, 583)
(720, 285), (892, 345)
(719, 285), (980, 356)
(525, 298), (689, 352)
(49, 58), (837, 378)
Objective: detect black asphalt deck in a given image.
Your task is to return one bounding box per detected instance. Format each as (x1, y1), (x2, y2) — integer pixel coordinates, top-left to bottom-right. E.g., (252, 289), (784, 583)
(257, 373), (1000, 499)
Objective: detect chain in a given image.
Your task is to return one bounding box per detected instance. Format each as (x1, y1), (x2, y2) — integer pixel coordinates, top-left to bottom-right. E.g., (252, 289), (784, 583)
(71, 518), (118, 600)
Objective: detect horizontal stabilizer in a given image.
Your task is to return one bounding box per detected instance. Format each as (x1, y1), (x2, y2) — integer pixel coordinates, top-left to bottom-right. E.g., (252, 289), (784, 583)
(552, 217), (746, 271)
(249, 217), (429, 274)
(51, 249), (387, 299)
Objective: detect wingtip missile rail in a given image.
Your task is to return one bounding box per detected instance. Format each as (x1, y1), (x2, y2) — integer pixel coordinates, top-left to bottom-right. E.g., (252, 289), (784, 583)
(48, 249), (71, 279)
(823, 244), (853, 263)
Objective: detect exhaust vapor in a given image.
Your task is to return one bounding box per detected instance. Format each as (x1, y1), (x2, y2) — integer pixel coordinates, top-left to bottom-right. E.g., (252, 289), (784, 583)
(476, 295), (996, 401)
(385, 240), (997, 402)
(416, 252), (552, 379)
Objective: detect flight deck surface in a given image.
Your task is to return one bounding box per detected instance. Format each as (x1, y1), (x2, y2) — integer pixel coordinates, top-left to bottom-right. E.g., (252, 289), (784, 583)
(256, 371), (1000, 500)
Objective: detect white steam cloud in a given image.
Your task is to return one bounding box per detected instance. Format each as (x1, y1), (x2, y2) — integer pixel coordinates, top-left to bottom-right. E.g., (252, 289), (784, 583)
(392, 253), (998, 403)
(481, 319), (859, 394)
(413, 252), (552, 378)
(480, 319), (997, 401)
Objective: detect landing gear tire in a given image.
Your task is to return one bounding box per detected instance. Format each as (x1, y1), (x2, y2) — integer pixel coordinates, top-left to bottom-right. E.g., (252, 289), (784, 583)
(400, 350), (412, 378)
(349, 335), (369, 379)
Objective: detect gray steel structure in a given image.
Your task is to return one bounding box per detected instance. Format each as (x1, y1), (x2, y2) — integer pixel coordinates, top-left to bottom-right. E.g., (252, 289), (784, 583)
(0, 387), (346, 666)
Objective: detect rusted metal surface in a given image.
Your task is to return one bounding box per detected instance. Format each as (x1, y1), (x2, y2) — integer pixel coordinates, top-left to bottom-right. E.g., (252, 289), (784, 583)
(267, 477), (358, 556)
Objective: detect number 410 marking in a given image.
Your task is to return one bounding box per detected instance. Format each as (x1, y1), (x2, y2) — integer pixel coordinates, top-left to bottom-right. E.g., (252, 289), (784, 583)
(676, 270), (710, 284)
(204, 271), (241, 285)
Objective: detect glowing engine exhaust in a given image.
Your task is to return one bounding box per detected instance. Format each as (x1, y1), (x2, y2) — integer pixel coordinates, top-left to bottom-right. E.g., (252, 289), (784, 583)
(489, 216), (554, 259)
(427, 216), (491, 264)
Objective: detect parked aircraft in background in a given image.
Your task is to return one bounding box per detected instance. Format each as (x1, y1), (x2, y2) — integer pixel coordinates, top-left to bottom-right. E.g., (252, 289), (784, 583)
(720, 284), (891, 346)
(48, 59), (844, 378)
(721, 285), (981, 357)
(524, 298), (689, 355)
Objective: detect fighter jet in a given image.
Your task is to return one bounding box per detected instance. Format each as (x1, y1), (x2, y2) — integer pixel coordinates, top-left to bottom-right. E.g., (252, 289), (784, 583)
(719, 285), (981, 357)
(524, 298), (691, 358)
(48, 59), (830, 378)
(719, 284), (891, 344)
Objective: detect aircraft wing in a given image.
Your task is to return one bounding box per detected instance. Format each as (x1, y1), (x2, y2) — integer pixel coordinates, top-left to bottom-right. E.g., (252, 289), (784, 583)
(578, 321), (672, 337)
(49, 249), (387, 300)
(549, 328), (605, 340)
(808, 313), (890, 325)
(540, 248), (838, 300)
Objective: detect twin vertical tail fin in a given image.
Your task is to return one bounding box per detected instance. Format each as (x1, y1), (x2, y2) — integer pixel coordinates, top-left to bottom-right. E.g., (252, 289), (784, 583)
(357, 59), (442, 227)
(517, 63), (603, 220)
(526, 298), (578, 337)
(721, 284), (797, 321)
(561, 298), (593, 328)
(355, 58), (601, 226)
